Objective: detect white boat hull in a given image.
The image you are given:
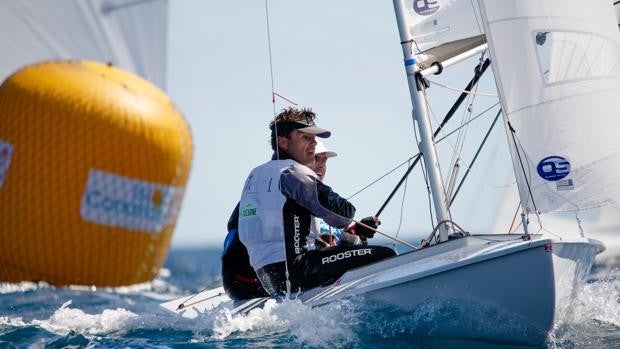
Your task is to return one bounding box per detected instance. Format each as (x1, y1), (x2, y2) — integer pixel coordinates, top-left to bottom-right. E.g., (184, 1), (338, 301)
(160, 234), (603, 345)
(300, 234), (602, 345)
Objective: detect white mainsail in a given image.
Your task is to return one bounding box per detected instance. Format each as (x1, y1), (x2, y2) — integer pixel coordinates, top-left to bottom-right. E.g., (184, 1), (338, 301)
(0, 0), (168, 88)
(402, 0), (484, 68)
(477, 0), (620, 214)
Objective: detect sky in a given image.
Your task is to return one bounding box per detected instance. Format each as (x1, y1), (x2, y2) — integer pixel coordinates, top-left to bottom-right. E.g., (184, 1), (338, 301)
(165, 1), (514, 248)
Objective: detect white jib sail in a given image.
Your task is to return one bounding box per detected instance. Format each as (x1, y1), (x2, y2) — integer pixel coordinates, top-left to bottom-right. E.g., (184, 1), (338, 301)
(477, 0), (620, 213)
(401, 0), (485, 67)
(0, 0), (168, 89)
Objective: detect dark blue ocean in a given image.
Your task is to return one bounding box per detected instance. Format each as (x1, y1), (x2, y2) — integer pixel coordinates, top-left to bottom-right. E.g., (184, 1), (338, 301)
(1, 249), (618, 348)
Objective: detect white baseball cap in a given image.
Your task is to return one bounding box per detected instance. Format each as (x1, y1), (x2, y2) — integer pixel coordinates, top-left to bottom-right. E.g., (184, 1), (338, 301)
(315, 140), (337, 158)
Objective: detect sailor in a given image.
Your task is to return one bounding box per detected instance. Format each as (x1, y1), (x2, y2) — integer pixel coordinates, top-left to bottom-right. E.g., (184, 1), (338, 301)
(222, 139), (358, 299)
(308, 140), (362, 248)
(235, 107), (395, 298)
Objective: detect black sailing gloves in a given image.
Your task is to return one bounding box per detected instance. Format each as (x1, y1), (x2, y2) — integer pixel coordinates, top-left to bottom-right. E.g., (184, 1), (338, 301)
(354, 216), (381, 240)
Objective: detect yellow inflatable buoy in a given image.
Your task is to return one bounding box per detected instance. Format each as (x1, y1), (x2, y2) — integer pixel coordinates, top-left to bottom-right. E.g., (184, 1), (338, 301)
(0, 60), (193, 286)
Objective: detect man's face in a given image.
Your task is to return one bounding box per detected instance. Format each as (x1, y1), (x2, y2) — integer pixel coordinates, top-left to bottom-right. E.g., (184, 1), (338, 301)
(313, 153), (328, 180)
(278, 130), (316, 167)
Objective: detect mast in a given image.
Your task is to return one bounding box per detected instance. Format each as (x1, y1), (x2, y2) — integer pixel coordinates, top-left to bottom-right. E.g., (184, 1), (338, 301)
(393, 0), (452, 242)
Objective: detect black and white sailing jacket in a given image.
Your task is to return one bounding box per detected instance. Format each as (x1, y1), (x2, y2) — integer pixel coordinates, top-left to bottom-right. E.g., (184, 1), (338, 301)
(238, 159), (355, 270)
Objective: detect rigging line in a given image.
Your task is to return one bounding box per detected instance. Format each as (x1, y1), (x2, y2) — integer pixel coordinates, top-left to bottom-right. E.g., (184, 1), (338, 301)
(395, 158), (410, 239)
(374, 59), (492, 217)
(264, 0), (280, 161)
(449, 108), (502, 206)
(450, 76), (484, 177)
(264, 0), (276, 110)
(423, 84), (455, 226)
(507, 121), (540, 215)
(448, 74), (480, 178)
(351, 219), (418, 250)
(534, 224), (564, 240)
(425, 80), (498, 97)
(469, 0), (485, 37)
(373, 154), (422, 216)
(471, 235), (523, 243)
(413, 121), (436, 230)
(347, 153), (420, 201)
(511, 133), (545, 229)
(353, 109), (494, 212)
(451, 159), (516, 189)
(436, 102), (499, 143)
(453, 91), (475, 157)
(439, 58), (491, 131)
(273, 92), (298, 106)
(425, 93), (457, 154)
(507, 201), (522, 234)
(264, 0), (291, 298)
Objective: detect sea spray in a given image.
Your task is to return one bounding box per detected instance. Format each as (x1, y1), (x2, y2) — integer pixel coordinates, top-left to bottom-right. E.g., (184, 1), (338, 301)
(550, 278), (620, 349)
(210, 298), (359, 348)
(33, 300), (138, 336)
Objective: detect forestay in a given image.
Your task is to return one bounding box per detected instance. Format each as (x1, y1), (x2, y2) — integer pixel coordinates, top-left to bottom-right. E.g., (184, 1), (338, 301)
(477, 0), (620, 213)
(0, 0), (167, 89)
(402, 0), (485, 68)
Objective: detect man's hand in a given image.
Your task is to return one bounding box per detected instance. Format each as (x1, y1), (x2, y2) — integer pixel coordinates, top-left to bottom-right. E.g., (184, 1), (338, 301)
(316, 234), (337, 248)
(355, 216), (381, 239)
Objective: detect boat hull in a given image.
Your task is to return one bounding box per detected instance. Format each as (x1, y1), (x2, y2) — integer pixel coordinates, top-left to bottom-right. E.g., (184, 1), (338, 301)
(302, 235), (603, 345)
(160, 234), (603, 346)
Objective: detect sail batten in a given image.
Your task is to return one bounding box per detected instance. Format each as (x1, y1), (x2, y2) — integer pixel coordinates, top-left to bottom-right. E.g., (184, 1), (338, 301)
(478, 0), (620, 213)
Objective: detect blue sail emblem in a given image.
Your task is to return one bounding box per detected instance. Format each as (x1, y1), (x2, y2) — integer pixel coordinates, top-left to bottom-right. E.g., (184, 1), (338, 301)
(536, 156), (571, 181)
(413, 0), (440, 16)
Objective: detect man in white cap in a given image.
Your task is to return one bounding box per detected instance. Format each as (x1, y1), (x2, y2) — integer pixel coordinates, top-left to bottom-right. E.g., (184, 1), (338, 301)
(230, 107), (395, 298)
(309, 140), (362, 248)
(312, 140), (336, 181)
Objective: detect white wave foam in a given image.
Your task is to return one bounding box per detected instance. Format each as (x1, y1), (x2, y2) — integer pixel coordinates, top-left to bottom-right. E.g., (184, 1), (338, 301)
(32, 300), (139, 336)
(550, 279), (620, 348)
(21, 299), (207, 339)
(565, 279), (620, 326)
(0, 315), (27, 328)
(209, 298), (358, 348)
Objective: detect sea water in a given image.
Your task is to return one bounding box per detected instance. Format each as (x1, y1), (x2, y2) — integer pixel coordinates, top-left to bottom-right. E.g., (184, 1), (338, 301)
(1, 249), (618, 348)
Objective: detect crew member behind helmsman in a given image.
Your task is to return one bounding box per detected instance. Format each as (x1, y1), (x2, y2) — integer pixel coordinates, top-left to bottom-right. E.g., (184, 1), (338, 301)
(237, 107), (396, 297)
(308, 140), (362, 248)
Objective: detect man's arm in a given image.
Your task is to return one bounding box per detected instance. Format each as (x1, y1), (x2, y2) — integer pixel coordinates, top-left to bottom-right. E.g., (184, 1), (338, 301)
(280, 163), (355, 229)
